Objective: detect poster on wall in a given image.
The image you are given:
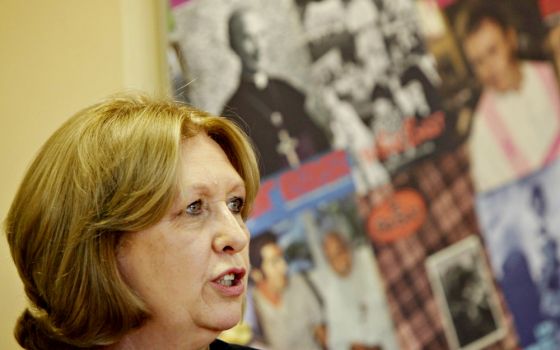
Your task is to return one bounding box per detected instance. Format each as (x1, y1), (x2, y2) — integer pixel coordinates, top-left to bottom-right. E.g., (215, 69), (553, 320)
(363, 143), (518, 350)
(426, 235), (506, 350)
(245, 199), (399, 349)
(166, 0), (560, 349)
(168, 0), (332, 180)
(413, 1), (560, 347)
(167, 0), (463, 196)
(415, 0), (560, 194)
(476, 158), (560, 349)
(295, 0), (450, 177)
(217, 150), (399, 349)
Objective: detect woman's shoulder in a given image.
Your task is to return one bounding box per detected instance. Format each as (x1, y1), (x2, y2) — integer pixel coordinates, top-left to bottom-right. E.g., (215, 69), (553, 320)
(210, 338), (261, 350)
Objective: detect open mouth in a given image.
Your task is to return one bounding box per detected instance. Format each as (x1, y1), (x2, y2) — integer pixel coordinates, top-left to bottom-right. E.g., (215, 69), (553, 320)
(215, 269), (245, 287)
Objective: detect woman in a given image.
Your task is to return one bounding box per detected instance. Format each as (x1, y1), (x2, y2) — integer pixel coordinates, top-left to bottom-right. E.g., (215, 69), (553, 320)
(4, 94), (260, 349)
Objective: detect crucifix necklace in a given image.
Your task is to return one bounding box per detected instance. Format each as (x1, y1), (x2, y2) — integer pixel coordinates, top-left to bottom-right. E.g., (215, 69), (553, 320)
(271, 111), (300, 167)
(244, 81), (302, 168)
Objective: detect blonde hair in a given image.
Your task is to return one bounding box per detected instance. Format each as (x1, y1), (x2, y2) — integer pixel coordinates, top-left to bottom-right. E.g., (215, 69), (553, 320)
(4, 94), (260, 349)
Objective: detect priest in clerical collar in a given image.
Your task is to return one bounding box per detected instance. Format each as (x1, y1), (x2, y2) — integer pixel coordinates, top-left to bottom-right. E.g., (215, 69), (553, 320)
(222, 7), (331, 177)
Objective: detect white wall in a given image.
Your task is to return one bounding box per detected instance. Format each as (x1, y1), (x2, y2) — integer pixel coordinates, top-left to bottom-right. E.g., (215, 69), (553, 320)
(0, 1), (168, 348)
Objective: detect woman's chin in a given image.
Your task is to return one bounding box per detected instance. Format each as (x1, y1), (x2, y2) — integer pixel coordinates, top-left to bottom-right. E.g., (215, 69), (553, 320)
(200, 304), (243, 332)
(215, 310), (243, 331)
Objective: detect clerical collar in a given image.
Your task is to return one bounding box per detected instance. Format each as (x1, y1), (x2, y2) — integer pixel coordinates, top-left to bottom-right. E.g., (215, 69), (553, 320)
(253, 71), (269, 90)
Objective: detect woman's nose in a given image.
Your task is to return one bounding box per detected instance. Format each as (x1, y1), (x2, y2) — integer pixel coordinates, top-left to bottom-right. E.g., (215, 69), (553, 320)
(212, 204), (249, 254)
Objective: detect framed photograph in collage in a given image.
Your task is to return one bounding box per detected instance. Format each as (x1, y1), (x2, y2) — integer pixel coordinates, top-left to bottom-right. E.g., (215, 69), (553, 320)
(426, 235), (506, 350)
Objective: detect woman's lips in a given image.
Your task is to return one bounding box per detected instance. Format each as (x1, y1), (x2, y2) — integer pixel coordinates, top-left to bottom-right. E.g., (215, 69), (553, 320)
(211, 268), (246, 297)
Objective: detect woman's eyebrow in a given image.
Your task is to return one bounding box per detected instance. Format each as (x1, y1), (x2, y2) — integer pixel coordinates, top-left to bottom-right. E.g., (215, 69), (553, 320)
(178, 177), (245, 200)
(171, 184), (210, 207)
(229, 181), (246, 194)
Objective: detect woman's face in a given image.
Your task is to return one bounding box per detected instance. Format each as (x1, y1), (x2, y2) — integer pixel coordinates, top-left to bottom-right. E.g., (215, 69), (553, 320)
(117, 133), (250, 337)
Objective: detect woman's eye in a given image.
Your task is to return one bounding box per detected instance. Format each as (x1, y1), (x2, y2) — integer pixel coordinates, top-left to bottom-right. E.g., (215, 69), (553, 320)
(227, 197), (245, 214)
(185, 200), (203, 216)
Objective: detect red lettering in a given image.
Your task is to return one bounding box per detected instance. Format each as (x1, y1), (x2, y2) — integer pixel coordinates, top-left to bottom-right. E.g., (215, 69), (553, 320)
(250, 179), (276, 218)
(375, 111), (445, 160)
(376, 131), (406, 160)
(367, 189), (427, 243)
(279, 151), (350, 201)
(411, 111), (445, 146)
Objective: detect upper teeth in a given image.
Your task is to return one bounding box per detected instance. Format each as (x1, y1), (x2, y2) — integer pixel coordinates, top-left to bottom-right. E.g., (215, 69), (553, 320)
(219, 274), (235, 286)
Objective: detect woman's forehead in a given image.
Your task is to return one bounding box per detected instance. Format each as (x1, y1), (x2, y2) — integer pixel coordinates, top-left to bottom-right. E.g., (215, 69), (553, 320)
(176, 135), (244, 191)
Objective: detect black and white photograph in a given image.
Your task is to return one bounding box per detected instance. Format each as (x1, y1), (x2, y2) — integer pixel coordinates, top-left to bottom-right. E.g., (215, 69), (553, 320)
(295, 0), (448, 176)
(426, 235), (506, 350)
(169, 0), (332, 178)
(168, 0), (452, 188)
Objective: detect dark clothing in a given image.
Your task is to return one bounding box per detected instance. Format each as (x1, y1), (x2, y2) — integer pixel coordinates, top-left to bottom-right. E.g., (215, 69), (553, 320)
(222, 77), (330, 176)
(210, 339), (259, 349)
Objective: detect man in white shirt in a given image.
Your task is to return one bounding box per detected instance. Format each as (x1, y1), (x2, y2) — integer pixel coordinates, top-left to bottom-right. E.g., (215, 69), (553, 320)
(458, 1), (560, 193)
(249, 231), (326, 350)
(304, 215), (399, 350)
